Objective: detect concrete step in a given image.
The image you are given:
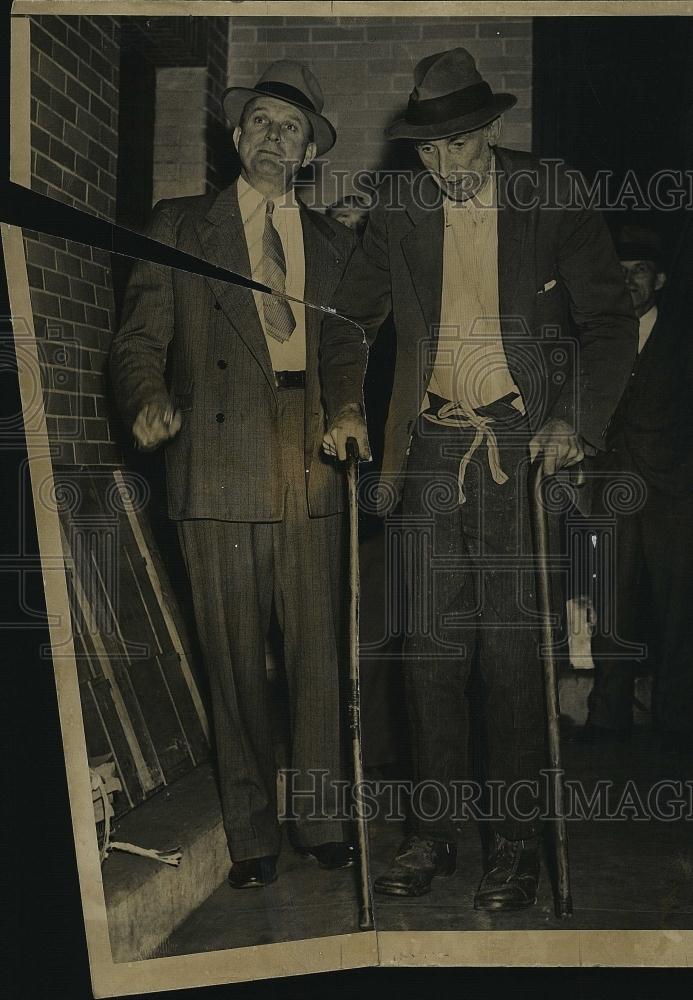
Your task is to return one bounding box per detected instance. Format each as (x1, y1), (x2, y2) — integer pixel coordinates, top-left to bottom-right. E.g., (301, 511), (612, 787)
(102, 763), (229, 962)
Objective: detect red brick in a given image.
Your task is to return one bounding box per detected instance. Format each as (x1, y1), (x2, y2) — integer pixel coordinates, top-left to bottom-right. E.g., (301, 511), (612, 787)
(37, 52), (66, 91)
(89, 49), (116, 86)
(477, 56), (530, 73)
(34, 152), (63, 188)
(98, 443), (122, 466)
(65, 76), (91, 112)
(55, 251), (83, 278)
(30, 289), (61, 318)
(49, 135), (77, 171)
(60, 298), (87, 324)
(228, 26), (258, 43)
(366, 25), (422, 41)
(45, 390), (72, 416)
(25, 240), (57, 270)
(31, 73), (54, 111)
(256, 26), (312, 43)
(30, 22), (54, 57)
(50, 89), (78, 125)
(31, 124), (51, 156)
(63, 122), (90, 158)
(44, 270), (71, 296)
(90, 93), (113, 128)
(27, 264), (45, 289)
(502, 73), (531, 90)
(479, 20), (531, 38)
(74, 443), (102, 465)
(36, 103), (64, 139)
(74, 154), (99, 186)
(69, 278), (97, 304)
(311, 26), (366, 42)
(50, 38), (79, 79)
(421, 22), (479, 41)
(85, 305), (111, 330)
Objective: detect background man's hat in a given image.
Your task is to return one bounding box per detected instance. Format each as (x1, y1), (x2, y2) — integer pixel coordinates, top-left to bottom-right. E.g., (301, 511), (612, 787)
(615, 225), (665, 268)
(385, 47), (516, 141)
(222, 60), (337, 155)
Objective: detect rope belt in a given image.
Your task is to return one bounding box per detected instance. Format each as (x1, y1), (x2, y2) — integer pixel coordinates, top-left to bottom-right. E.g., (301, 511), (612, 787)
(422, 398), (510, 505)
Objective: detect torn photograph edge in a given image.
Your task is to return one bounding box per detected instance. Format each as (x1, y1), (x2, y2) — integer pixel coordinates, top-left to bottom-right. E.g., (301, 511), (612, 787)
(6, 2), (693, 996)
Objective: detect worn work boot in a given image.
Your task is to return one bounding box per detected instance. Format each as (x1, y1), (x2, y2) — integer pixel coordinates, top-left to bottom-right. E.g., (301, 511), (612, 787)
(374, 835), (457, 897)
(474, 832), (540, 911)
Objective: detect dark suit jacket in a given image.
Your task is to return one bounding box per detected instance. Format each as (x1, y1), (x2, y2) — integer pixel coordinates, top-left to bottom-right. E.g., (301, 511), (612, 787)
(110, 182), (357, 521)
(320, 147), (638, 511)
(593, 302), (693, 510)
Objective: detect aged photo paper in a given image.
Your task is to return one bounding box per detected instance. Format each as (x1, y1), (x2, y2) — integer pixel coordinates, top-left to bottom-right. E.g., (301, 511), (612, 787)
(5, 1), (693, 996)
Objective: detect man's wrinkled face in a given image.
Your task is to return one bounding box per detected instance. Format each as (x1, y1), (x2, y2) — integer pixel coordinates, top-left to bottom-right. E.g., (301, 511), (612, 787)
(234, 96), (316, 192)
(620, 259), (666, 318)
(415, 120), (500, 201)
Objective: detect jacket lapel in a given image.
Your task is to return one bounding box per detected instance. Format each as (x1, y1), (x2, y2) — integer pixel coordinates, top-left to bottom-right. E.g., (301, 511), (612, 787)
(400, 175), (444, 339)
(195, 182), (276, 392)
(301, 206), (344, 435)
(495, 147), (532, 327)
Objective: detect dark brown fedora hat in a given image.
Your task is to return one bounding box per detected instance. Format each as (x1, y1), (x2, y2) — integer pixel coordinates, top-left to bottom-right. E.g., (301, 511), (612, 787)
(222, 60), (337, 155)
(385, 47), (516, 141)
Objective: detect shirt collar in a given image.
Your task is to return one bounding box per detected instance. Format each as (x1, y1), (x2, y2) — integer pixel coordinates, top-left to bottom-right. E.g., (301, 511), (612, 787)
(237, 174), (299, 224)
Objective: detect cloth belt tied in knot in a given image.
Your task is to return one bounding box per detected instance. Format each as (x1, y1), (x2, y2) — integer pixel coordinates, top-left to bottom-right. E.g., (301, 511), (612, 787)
(422, 399), (509, 505)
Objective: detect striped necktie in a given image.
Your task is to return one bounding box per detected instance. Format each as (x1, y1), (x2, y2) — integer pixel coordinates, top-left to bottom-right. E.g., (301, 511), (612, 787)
(261, 200), (296, 343)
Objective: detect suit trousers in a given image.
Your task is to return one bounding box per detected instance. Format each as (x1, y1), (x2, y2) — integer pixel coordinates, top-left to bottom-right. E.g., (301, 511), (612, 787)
(178, 388), (347, 861)
(400, 402), (545, 842)
(588, 499), (693, 737)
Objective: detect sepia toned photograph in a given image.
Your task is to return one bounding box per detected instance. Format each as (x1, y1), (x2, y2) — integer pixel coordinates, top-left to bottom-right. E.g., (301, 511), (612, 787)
(4, 1), (692, 995)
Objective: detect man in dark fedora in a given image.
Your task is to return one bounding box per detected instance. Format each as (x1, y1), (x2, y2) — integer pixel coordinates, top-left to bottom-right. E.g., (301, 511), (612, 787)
(321, 47), (637, 910)
(583, 226), (693, 753)
(111, 61), (358, 888)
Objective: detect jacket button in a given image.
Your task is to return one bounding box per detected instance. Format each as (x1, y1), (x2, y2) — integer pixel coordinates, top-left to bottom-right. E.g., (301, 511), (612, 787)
(216, 412), (225, 423)
(217, 359), (227, 369)
(214, 302), (221, 311)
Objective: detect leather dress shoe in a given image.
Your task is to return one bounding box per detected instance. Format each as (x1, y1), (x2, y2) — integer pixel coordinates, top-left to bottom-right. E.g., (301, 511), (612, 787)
(474, 832), (539, 911)
(227, 855), (278, 889)
(293, 841), (356, 870)
(374, 835), (457, 897)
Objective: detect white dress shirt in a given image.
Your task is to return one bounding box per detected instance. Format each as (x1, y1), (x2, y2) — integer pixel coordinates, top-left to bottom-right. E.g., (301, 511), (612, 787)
(638, 304), (657, 355)
(426, 162), (523, 414)
(237, 174), (307, 372)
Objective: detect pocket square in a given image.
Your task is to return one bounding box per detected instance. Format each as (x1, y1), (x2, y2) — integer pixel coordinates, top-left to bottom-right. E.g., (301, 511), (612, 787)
(538, 278), (557, 294)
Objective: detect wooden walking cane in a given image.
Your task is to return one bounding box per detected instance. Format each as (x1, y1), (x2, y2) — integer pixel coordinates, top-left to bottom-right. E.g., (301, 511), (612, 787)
(345, 437), (375, 931)
(528, 458), (573, 919)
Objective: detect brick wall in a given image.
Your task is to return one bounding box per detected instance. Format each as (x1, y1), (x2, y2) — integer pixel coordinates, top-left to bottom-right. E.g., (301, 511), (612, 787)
(152, 67), (208, 202)
(152, 18), (231, 202)
(227, 15), (532, 205)
(26, 14), (121, 466)
(25, 16), (230, 466)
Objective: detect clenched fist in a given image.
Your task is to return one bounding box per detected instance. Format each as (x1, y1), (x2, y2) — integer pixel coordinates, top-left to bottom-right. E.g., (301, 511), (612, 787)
(322, 402), (371, 462)
(132, 399), (182, 451)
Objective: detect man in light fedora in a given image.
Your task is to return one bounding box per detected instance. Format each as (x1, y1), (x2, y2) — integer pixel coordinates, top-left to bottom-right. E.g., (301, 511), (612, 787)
(111, 61), (358, 889)
(321, 48), (637, 910)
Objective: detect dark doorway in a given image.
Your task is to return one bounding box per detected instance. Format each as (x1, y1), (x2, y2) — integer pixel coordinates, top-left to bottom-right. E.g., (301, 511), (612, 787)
(532, 16), (693, 255)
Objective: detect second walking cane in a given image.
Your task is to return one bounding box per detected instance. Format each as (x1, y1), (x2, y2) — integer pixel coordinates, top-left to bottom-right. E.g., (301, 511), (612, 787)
(346, 437), (374, 931)
(528, 458), (573, 919)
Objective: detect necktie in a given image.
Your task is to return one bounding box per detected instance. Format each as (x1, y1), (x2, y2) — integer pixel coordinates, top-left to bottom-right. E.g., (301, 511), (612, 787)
(261, 200), (296, 343)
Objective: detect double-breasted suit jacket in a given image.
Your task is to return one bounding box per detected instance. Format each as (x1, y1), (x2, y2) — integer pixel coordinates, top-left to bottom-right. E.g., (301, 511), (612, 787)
(320, 147), (638, 510)
(110, 181), (358, 522)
